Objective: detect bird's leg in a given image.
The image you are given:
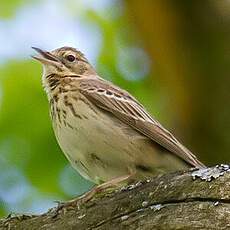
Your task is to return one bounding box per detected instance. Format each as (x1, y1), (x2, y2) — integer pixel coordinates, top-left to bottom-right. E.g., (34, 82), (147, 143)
(79, 174), (132, 203)
(55, 174), (133, 212)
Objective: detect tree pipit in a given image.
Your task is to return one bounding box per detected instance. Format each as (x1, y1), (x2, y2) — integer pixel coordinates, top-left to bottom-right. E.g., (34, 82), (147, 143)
(32, 46), (205, 205)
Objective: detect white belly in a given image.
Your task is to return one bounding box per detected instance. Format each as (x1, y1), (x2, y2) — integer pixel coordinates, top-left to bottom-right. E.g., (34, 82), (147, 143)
(51, 93), (186, 184)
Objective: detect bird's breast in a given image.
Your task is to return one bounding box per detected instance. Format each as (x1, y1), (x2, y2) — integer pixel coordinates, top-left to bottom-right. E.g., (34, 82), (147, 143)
(49, 92), (142, 181)
(49, 92), (183, 183)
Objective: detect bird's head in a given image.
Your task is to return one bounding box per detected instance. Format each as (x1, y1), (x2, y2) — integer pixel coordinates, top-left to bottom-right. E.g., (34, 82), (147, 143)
(32, 46), (96, 78)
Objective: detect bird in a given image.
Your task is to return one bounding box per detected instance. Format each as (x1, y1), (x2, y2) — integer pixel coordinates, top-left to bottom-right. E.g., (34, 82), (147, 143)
(32, 46), (205, 199)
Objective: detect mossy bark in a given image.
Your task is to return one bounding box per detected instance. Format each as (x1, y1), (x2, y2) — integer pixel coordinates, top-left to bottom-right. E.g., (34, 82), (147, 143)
(0, 167), (229, 230)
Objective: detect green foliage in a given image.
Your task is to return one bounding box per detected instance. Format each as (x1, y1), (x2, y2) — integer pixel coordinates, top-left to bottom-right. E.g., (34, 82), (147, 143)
(0, 61), (59, 191)
(0, 61), (93, 215)
(0, 0), (26, 18)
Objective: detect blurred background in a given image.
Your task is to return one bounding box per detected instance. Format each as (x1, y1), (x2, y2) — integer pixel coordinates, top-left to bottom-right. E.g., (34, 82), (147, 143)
(0, 0), (229, 217)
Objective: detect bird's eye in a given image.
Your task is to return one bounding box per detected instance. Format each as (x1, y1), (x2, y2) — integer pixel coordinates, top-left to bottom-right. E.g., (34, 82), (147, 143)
(66, 55), (76, 62)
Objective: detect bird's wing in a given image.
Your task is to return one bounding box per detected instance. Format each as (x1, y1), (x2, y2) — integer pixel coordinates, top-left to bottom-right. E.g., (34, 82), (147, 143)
(79, 78), (205, 168)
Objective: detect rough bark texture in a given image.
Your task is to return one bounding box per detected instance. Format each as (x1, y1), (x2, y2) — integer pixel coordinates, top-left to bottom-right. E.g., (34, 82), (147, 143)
(0, 166), (229, 230)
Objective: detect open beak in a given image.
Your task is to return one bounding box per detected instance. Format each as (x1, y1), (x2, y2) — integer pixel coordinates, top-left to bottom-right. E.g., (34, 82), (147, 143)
(31, 47), (60, 66)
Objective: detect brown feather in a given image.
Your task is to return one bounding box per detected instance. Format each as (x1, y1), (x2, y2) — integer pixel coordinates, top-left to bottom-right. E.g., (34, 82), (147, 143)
(79, 78), (205, 168)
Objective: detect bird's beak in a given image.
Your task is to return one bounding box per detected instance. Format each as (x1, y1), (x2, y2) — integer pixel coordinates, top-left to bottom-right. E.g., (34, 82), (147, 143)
(31, 47), (61, 66)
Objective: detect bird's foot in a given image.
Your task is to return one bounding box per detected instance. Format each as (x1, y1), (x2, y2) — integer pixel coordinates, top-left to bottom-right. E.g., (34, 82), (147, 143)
(52, 174), (131, 215)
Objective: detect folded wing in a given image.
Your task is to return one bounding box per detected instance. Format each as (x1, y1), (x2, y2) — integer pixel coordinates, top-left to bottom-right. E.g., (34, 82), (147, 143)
(79, 78), (205, 168)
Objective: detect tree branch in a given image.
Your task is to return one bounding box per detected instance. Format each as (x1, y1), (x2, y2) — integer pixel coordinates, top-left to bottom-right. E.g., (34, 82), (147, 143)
(1, 166), (229, 230)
